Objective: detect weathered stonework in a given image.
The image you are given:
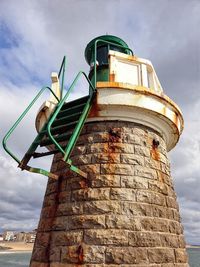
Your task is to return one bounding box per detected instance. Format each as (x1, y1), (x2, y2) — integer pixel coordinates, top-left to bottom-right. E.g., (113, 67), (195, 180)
(30, 121), (189, 266)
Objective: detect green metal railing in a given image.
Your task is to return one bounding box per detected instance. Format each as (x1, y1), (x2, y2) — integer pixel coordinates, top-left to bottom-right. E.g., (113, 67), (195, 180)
(2, 56), (66, 178)
(2, 54), (96, 179)
(47, 71), (96, 178)
(93, 39), (134, 88)
(2, 86), (60, 164)
(58, 55), (66, 99)
(47, 71), (95, 159)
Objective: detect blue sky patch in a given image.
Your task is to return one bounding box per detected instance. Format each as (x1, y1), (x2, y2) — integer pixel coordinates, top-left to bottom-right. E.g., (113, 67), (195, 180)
(0, 21), (19, 49)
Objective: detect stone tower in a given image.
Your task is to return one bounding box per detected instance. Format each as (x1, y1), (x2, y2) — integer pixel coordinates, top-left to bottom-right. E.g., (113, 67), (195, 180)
(30, 36), (189, 267)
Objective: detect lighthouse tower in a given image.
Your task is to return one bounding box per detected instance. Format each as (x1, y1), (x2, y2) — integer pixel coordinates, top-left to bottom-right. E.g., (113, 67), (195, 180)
(29, 35), (189, 266)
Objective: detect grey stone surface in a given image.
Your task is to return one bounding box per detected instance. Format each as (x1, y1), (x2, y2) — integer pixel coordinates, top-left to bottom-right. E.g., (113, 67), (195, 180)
(30, 121), (189, 266)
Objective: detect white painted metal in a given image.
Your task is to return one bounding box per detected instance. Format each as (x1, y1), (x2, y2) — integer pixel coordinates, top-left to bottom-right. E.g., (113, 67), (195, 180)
(109, 50), (163, 93)
(87, 86), (183, 151)
(35, 72), (60, 132)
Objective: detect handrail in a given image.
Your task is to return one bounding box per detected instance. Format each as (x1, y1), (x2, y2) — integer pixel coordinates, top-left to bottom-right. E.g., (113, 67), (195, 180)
(2, 86), (60, 164)
(47, 71), (96, 156)
(63, 72), (96, 160)
(93, 39), (134, 88)
(58, 56), (67, 99)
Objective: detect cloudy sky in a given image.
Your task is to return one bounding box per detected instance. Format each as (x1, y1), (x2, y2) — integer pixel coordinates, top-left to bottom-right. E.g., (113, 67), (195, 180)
(0, 0), (199, 244)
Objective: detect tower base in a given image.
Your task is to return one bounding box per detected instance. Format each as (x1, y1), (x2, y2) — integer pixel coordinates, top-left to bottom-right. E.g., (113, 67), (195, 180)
(30, 121), (189, 267)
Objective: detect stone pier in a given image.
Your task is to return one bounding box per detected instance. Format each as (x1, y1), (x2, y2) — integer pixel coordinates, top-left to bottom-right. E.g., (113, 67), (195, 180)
(30, 121), (189, 267)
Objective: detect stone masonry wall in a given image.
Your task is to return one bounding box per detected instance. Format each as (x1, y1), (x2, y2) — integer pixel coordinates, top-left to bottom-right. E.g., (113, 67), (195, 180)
(30, 121), (189, 267)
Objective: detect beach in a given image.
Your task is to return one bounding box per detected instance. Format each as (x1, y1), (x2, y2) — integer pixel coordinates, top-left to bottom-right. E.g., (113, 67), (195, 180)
(0, 242), (33, 252)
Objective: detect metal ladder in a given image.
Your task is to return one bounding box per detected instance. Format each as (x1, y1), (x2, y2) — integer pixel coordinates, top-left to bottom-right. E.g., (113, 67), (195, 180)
(2, 57), (96, 179)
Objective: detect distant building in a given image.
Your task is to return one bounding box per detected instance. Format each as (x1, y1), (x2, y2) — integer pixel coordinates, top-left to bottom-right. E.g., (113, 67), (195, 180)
(0, 235), (3, 242)
(15, 232), (26, 242)
(3, 231), (15, 241)
(25, 231), (36, 243)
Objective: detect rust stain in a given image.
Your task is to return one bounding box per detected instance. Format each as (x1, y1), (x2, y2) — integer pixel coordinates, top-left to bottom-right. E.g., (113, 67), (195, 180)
(79, 179), (88, 189)
(88, 93), (100, 118)
(150, 139), (160, 161)
(96, 82), (183, 118)
(77, 244), (84, 264)
(108, 128), (121, 143)
(109, 73), (115, 82)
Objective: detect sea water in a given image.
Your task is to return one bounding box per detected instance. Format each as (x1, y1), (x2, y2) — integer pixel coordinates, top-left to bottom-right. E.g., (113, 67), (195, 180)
(0, 252), (31, 267)
(0, 249), (199, 267)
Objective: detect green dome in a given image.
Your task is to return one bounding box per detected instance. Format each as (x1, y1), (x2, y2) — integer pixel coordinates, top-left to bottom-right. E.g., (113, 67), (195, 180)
(85, 35), (131, 65)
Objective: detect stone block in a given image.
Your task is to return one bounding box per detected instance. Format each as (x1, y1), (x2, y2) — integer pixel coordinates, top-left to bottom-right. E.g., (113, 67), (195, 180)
(50, 247), (61, 262)
(80, 164), (100, 176)
(148, 248), (175, 263)
(83, 200), (121, 215)
(160, 233), (179, 248)
(70, 154), (92, 165)
(135, 145), (150, 157)
(110, 188), (136, 201)
(136, 190), (153, 204)
(31, 247), (49, 262)
(56, 202), (83, 216)
(175, 249), (188, 263)
(66, 176), (90, 190)
(157, 171), (173, 186)
(123, 202), (152, 217)
(151, 205), (168, 219)
(84, 229), (128, 246)
(45, 182), (58, 195)
(168, 221), (183, 235)
(105, 247), (148, 264)
(160, 163), (171, 176)
(61, 245), (83, 263)
(42, 193), (56, 207)
(37, 218), (53, 232)
(151, 192), (166, 206)
(166, 197), (179, 209)
(135, 166), (157, 179)
(148, 180), (168, 195)
(51, 216), (67, 231)
(173, 210), (181, 222)
(178, 235), (186, 248)
(144, 157), (161, 170)
(72, 188), (110, 201)
(121, 132), (142, 145)
(88, 143), (109, 153)
(58, 191), (71, 203)
(67, 215), (106, 230)
(101, 163), (134, 175)
(41, 206), (56, 219)
(83, 245), (106, 263)
(92, 153), (120, 163)
(140, 217), (169, 233)
(129, 232), (161, 247)
(106, 215), (141, 231)
(51, 230), (83, 246)
(121, 176), (148, 189)
(90, 174), (120, 187)
(108, 143), (135, 153)
(120, 154), (144, 165)
(34, 232), (50, 248)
